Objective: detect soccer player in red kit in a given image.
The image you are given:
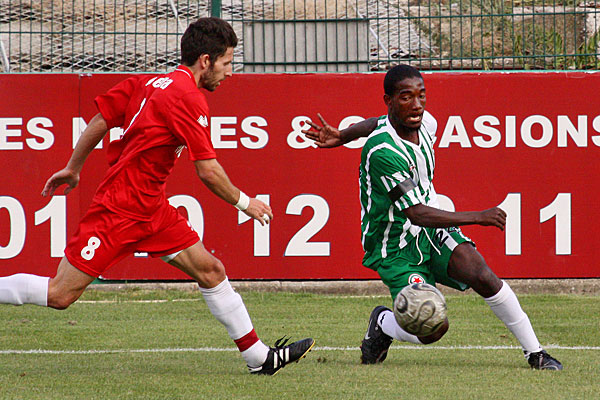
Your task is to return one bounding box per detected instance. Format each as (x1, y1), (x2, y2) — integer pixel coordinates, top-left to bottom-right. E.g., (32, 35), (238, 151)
(0, 17), (314, 375)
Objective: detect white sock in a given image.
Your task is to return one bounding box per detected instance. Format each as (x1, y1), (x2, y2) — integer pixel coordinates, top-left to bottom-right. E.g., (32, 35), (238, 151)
(200, 278), (269, 366)
(484, 280), (542, 354)
(0, 274), (49, 306)
(241, 341), (271, 368)
(379, 309), (421, 344)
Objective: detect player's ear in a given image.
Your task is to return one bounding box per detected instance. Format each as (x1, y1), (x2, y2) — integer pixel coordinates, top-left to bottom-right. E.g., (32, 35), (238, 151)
(383, 93), (391, 106)
(198, 54), (211, 70)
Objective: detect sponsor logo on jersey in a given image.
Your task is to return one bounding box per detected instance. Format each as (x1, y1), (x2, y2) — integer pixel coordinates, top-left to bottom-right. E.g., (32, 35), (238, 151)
(408, 273), (425, 284)
(197, 115), (208, 127)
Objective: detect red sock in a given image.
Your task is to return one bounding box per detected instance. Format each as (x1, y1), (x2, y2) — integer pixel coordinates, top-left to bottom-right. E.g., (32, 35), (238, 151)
(234, 329), (260, 352)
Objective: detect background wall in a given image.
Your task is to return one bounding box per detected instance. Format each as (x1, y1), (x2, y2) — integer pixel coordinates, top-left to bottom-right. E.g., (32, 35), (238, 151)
(1, 71), (599, 280)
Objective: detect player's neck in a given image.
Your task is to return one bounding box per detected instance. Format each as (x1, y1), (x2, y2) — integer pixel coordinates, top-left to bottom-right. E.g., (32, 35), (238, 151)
(390, 121), (419, 145)
(184, 62), (205, 89)
(186, 63), (202, 86)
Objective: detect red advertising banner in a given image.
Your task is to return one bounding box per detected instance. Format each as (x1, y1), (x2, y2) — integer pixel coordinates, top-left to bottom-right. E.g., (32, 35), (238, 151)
(1, 72), (599, 280)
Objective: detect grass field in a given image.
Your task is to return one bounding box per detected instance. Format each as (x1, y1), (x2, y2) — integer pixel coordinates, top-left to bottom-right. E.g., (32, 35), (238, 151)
(0, 288), (598, 399)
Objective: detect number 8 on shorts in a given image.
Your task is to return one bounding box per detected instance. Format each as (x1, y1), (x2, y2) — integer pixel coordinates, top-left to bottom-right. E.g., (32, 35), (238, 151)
(81, 236), (101, 260)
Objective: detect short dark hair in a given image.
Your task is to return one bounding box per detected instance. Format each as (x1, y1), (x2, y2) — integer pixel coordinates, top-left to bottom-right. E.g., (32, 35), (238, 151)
(383, 65), (423, 96)
(180, 17), (238, 66)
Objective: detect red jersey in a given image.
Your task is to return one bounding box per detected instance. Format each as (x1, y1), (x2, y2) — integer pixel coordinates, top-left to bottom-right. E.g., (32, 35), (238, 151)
(93, 66), (216, 221)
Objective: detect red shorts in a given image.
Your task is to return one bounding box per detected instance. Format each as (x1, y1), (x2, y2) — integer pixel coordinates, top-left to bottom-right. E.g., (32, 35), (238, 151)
(64, 201), (200, 277)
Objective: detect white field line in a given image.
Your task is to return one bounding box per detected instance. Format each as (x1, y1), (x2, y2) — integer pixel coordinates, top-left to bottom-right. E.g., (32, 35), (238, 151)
(75, 296), (390, 304)
(321, 295), (390, 299)
(1, 344), (598, 355)
(76, 299), (201, 304)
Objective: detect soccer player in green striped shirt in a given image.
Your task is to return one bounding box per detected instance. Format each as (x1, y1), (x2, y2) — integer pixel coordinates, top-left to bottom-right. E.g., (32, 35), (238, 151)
(303, 64), (562, 370)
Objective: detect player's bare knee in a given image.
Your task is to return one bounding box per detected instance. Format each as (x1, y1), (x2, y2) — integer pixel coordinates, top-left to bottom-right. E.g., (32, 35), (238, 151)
(206, 257), (225, 277)
(47, 292), (77, 310)
(468, 264), (501, 297)
(196, 258), (226, 288)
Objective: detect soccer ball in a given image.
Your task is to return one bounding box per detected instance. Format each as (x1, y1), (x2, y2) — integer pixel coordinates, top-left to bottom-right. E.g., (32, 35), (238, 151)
(393, 282), (447, 337)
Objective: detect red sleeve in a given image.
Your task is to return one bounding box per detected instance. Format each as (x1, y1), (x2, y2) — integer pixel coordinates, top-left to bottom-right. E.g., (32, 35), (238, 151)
(94, 76), (141, 129)
(167, 92), (217, 161)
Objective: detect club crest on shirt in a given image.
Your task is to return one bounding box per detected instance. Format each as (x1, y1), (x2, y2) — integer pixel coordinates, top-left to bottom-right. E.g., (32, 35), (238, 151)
(407, 163), (417, 180)
(197, 115), (208, 127)
(408, 273), (425, 284)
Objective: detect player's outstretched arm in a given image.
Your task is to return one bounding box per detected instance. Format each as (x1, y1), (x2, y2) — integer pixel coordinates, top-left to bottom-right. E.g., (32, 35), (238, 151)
(403, 204), (506, 231)
(42, 113), (109, 197)
(302, 113), (378, 148)
(194, 159), (273, 225)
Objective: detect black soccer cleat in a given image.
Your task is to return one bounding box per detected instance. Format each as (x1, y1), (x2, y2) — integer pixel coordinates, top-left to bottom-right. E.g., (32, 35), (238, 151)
(249, 337), (315, 376)
(526, 350), (563, 370)
(360, 306), (394, 364)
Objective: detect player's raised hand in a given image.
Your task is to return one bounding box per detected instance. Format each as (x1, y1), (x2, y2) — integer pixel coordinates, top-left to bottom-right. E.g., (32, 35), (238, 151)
(477, 207), (507, 230)
(301, 113), (344, 148)
(41, 168), (80, 197)
(243, 197), (274, 226)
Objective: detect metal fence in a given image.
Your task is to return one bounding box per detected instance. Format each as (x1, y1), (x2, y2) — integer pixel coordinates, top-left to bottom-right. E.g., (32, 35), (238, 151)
(1, 0), (599, 73)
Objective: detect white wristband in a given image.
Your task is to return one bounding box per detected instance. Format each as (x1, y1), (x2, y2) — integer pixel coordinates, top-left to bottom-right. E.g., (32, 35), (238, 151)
(234, 191), (250, 211)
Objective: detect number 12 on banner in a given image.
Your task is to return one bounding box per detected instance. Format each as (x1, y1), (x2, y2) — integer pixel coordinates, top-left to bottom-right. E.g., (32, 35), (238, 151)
(238, 194), (270, 257)
(238, 194), (331, 257)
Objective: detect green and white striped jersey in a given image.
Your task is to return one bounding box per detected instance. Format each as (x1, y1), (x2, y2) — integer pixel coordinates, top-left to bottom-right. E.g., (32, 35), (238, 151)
(359, 111), (439, 269)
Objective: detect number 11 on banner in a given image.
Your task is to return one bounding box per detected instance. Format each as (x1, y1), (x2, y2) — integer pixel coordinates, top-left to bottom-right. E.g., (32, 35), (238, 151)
(498, 193), (571, 256)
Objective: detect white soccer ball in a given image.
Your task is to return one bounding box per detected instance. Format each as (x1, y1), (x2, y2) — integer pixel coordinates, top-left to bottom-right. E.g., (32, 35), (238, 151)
(393, 282), (447, 337)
